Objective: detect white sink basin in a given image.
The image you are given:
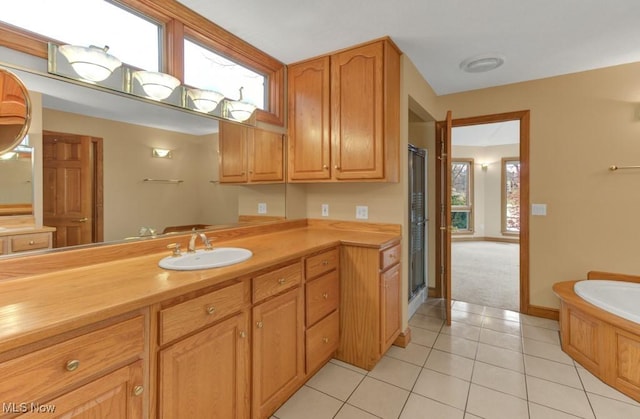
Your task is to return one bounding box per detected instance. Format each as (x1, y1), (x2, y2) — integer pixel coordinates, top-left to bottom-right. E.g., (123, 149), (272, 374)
(159, 247), (253, 271)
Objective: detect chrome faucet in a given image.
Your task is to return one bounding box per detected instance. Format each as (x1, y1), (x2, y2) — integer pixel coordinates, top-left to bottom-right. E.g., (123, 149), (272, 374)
(187, 232), (214, 252)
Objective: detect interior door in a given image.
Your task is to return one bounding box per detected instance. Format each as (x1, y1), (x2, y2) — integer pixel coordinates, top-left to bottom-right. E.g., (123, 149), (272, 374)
(439, 111), (453, 325)
(43, 132), (95, 247)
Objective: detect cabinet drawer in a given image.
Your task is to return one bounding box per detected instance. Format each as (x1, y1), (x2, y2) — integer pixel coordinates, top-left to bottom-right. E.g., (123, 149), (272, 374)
(0, 316), (144, 404)
(306, 248), (338, 279)
(253, 262), (302, 303)
(10, 233), (50, 253)
(306, 271), (339, 326)
(306, 310), (339, 373)
(380, 243), (400, 270)
(160, 280), (247, 345)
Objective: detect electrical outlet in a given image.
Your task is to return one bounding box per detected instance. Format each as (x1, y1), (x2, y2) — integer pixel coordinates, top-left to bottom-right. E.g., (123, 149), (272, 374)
(321, 204), (329, 217)
(355, 205), (368, 220)
(258, 203), (267, 214)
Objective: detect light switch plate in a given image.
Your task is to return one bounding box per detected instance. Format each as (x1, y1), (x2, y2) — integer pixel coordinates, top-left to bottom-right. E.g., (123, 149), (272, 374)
(531, 203), (547, 216)
(355, 205), (368, 220)
(321, 204), (329, 217)
(258, 203), (267, 214)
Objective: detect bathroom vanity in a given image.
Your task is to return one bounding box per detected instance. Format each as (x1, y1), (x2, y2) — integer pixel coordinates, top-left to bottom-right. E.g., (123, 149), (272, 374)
(0, 220), (401, 419)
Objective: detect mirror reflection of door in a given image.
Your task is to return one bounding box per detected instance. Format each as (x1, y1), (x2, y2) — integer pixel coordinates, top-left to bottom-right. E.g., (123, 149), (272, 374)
(43, 131), (103, 247)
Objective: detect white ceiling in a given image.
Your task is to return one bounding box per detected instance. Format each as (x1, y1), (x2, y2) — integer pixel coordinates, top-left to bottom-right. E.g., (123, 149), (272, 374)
(179, 0), (640, 95)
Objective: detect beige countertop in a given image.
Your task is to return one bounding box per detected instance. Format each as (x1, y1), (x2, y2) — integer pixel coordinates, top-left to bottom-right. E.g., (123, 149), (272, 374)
(0, 226), (400, 353)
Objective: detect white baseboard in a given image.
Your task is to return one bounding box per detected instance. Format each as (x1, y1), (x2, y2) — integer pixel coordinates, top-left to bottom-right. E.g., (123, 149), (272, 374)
(408, 287), (427, 318)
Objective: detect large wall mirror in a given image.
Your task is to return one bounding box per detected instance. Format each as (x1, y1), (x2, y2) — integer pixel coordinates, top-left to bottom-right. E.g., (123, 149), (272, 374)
(0, 47), (286, 253)
(0, 68), (31, 154)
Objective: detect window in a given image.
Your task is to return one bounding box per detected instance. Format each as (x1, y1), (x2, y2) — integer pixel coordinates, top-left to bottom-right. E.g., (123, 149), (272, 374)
(451, 159), (474, 232)
(502, 158), (521, 234)
(0, 0), (162, 71)
(184, 39), (266, 110)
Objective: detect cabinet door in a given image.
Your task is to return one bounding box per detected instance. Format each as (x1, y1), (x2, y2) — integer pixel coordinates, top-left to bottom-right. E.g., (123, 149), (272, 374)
(249, 129), (284, 182)
(219, 121), (249, 183)
(252, 286), (304, 419)
(287, 56), (331, 181)
(331, 42), (385, 180)
(23, 361), (144, 419)
(159, 311), (250, 419)
(381, 263), (401, 353)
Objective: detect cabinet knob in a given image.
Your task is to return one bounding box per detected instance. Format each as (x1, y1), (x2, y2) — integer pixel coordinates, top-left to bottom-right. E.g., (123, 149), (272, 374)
(133, 385), (144, 396)
(65, 359), (80, 372)
(323, 164), (328, 170)
(256, 321), (263, 329)
(278, 278), (286, 285)
(322, 292), (329, 300)
(322, 337), (329, 344)
(28, 240), (35, 245)
(206, 305), (216, 315)
(334, 165), (340, 170)
(322, 260), (329, 266)
(239, 331), (247, 339)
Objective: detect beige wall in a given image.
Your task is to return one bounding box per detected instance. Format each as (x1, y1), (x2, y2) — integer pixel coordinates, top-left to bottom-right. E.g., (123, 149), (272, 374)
(438, 62), (640, 309)
(453, 143), (519, 238)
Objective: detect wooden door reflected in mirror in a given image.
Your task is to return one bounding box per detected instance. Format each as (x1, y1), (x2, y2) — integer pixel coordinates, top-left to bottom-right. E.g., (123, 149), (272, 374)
(0, 68), (31, 154)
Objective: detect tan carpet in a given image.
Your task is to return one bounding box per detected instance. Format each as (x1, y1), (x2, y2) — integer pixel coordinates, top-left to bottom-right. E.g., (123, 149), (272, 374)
(452, 241), (520, 312)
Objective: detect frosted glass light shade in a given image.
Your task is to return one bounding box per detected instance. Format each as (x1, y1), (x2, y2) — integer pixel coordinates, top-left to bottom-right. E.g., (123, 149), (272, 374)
(133, 71), (180, 100)
(187, 88), (224, 113)
(226, 100), (256, 122)
(59, 45), (122, 82)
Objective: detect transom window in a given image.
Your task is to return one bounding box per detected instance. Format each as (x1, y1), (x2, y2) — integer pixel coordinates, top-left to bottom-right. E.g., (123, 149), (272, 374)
(502, 158), (521, 234)
(0, 0), (162, 71)
(184, 39), (266, 110)
(451, 159), (474, 233)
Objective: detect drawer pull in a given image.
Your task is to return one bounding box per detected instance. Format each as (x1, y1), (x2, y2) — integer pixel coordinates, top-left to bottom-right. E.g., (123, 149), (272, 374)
(278, 278), (286, 285)
(322, 292), (329, 299)
(322, 260), (329, 266)
(133, 385), (144, 396)
(65, 359), (80, 372)
(29, 240), (35, 245)
(256, 321), (263, 329)
(322, 337), (329, 344)
(206, 305), (216, 315)
(239, 331), (247, 339)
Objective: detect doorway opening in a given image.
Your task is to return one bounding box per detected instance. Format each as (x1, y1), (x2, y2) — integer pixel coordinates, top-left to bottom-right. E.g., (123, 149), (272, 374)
(43, 131), (103, 248)
(435, 111), (530, 314)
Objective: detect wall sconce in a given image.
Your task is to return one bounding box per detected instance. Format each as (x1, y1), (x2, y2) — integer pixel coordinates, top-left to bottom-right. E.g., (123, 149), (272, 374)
(133, 71), (180, 101)
(187, 88), (224, 113)
(224, 87), (256, 122)
(58, 45), (122, 82)
(152, 148), (172, 159)
(481, 163), (489, 171)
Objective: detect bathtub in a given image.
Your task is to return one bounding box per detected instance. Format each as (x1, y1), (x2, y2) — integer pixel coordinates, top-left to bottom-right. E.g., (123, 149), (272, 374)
(554, 272), (640, 402)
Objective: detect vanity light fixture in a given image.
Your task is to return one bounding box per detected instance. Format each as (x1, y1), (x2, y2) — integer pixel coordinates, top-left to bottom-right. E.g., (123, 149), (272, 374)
(152, 148), (173, 159)
(58, 45), (122, 82)
(224, 87), (257, 122)
(187, 88), (225, 113)
(133, 70), (181, 101)
(0, 152), (17, 160)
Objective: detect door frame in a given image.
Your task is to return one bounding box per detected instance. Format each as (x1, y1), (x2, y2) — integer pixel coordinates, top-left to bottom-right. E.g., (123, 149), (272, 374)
(435, 110), (531, 314)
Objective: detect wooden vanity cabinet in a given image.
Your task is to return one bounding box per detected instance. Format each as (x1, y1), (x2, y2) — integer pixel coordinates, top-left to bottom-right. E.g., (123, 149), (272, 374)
(0, 228), (54, 255)
(336, 241), (402, 370)
(157, 279), (251, 419)
(287, 38), (400, 183)
(252, 261), (305, 419)
(0, 314), (146, 419)
(219, 121), (284, 184)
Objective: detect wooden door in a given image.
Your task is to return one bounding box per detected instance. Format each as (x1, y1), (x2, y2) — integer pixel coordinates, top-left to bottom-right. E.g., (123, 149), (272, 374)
(331, 41), (384, 180)
(43, 132), (97, 248)
(287, 56), (331, 181)
(439, 111), (453, 325)
(25, 361), (144, 418)
(249, 129), (284, 183)
(159, 311), (249, 419)
(219, 121), (248, 183)
(381, 263), (401, 352)
(252, 287), (304, 419)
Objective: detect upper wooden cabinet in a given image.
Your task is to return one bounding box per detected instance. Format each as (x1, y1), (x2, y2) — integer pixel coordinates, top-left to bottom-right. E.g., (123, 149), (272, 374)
(218, 121), (284, 184)
(288, 38), (400, 183)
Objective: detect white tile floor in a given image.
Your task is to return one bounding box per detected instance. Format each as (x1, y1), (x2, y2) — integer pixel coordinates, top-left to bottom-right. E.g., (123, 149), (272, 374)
(271, 299), (640, 419)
